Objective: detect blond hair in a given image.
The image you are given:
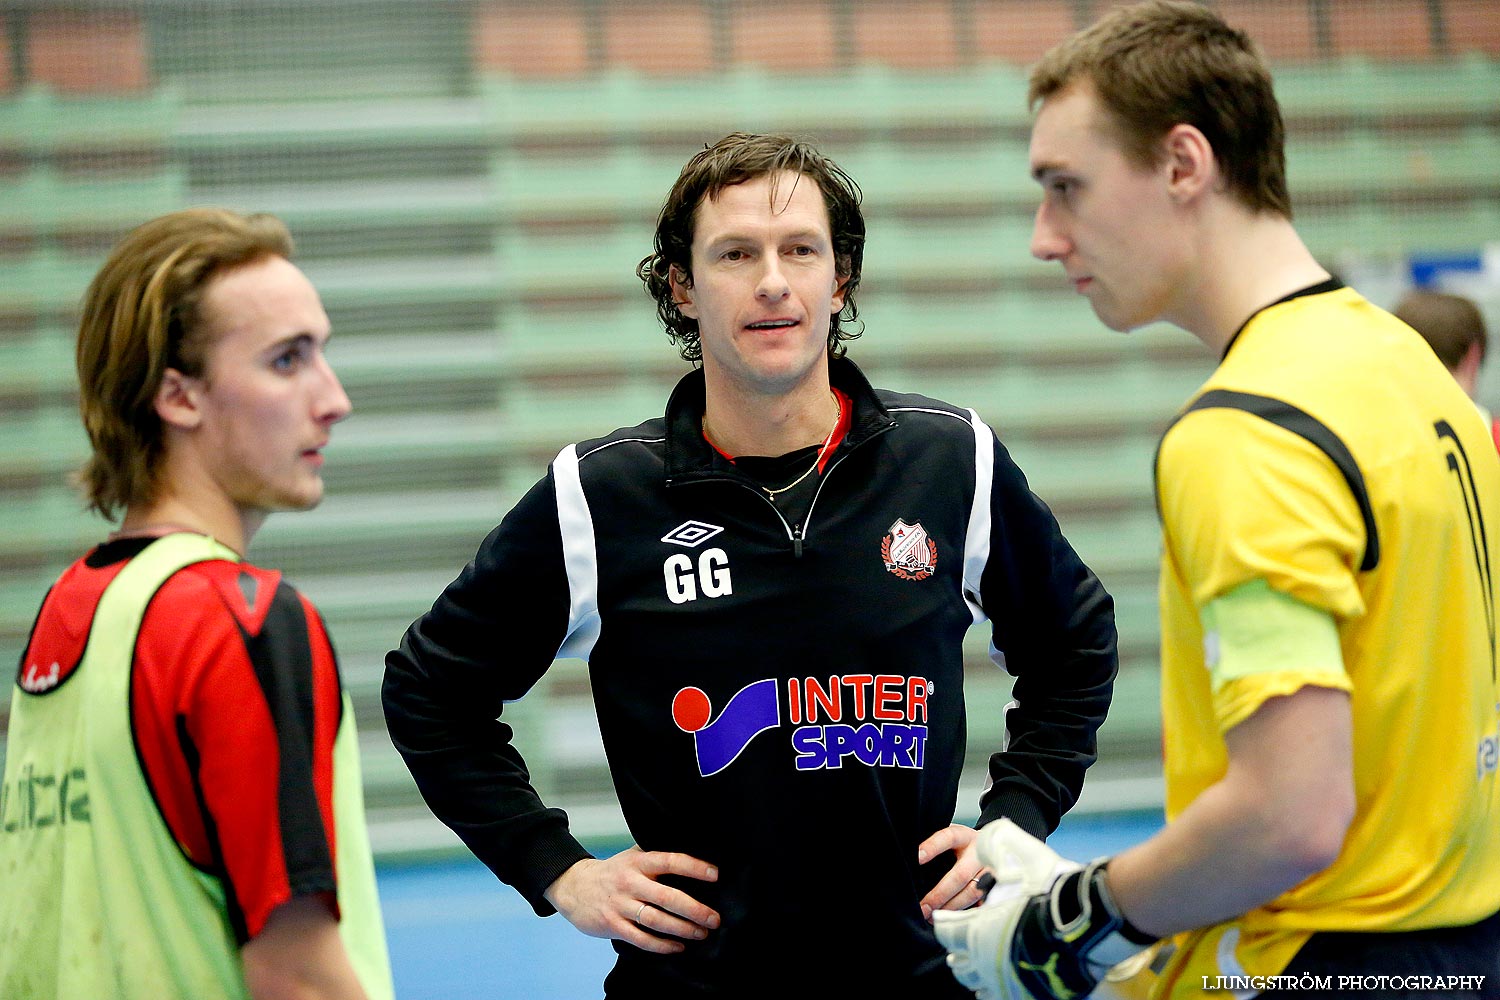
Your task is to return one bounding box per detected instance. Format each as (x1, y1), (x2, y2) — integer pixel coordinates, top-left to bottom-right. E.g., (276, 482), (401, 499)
(75, 208), (293, 519)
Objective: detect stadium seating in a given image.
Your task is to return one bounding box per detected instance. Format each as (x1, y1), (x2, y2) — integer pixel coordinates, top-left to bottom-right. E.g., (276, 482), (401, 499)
(1289, 127), (1500, 197)
(0, 78), (184, 671)
(497, 301), (690, 375)
(2, 0), (1498, 856)
(1298, 200), (1500, 261)
(1274, 53), (1500, 120)
(729, 2), (841, 72)
(482, 64), (1033, 143)
(24, 9), (151, 94)
(0, 84), (176, 153)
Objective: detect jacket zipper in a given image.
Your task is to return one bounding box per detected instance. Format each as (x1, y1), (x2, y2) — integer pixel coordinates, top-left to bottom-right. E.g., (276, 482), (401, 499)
(698, 424), (892, 558)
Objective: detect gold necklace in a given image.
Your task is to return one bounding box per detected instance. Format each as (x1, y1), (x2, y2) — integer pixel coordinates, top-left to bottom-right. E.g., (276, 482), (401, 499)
(701, 390), (843, 496)
(762, 391), (842, 497)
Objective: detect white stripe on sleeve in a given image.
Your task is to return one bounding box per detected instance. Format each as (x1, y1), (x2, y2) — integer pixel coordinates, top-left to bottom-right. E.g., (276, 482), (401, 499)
(964, 408), (994, 625)
(551, 444), (602, 660)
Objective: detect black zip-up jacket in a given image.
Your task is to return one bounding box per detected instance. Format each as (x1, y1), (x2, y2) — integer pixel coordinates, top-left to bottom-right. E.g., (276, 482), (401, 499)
(384, 357), (1117, 997)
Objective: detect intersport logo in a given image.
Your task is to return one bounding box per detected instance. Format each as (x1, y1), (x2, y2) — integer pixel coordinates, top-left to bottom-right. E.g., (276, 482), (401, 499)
(672, 674), (933, 777)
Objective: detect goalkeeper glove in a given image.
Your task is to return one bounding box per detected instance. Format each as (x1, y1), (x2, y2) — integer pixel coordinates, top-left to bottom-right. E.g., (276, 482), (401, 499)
(934, 819), (1156, 1000)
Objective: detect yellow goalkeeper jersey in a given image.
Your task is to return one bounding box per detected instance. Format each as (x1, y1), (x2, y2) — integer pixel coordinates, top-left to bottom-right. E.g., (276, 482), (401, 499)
(1151, 282), (1500, 996)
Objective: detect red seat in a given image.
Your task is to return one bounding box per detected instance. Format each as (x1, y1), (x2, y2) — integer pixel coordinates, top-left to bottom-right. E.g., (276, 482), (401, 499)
(602, 2), (714, 75)
(1215, 0), (1321, 62)
(974, 1), (1080, 67)
(472, 2), (591, 77)
(1329, 0), (1434, 59)
(26, 10), (150, 93)
(854, 1), (961, 69)
(0, 16), (13, 94)
(731, 2), (839, 72)
(1443, 0), (1500, 55)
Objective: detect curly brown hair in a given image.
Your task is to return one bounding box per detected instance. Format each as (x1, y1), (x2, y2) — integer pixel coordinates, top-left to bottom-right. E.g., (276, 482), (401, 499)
(638, 132), (866, 364)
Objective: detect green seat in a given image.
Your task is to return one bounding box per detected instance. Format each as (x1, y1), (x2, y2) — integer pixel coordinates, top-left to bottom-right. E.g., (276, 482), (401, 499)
(859, 65), (1033, 132)
(960, 624), (1161, 754)
(324, 410), (507, 493)
(249, 488), (507, 579)
(850, 295), (1021, 366)
(852, 300), (1084, 370)
(0, 173), (50, 234)
(1097, 662), (1162, 749)
(1106, 574), (1163, 654)
(0, 407), (90, 480)
(862, 211), (1037, 287)
(0, 486), (97, 565)
(1004, 435), (1159, 512)
(980, 292), (1203, 362)
(47, 169), (187, 232)
(855, 289), (1204, 366)
(485, 68), (852, 143)
(172, 95), (487, 154)
(299, 256), (502, 313)
(1275, 55), (1500, 121)
(1288, 132), (1392, 197)
(839, 136), (1035, 211)
(0, 251), (100, 317)
(1052, 507), (1164, 583)
(199, 177), (501, 232)
(0, 567), (87, 672)
(895, 357), (1198, 441)
(483, 68), (1041, 240)
(483, 73), (658, 143)
(0, 326), (77, 399)
(1289, 126), (1500, 197)
(0, 85), (179, 156)
(483, 64), (1034, 144)
(496, 379), (670, 457)
(0, 167), (182, 241)
(0, 573), (62, 651)
(1298, 199), (1500, 258)
(494, 224), (650, 299)
(497, 302), (688, 375)
(299, 567), (465, 639)
(331, 332), (504, 414)
(492, 147), (679, 222)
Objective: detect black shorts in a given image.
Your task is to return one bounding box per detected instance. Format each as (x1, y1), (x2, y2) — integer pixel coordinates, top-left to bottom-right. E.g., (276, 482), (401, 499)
(1273, 908), (1500, 999)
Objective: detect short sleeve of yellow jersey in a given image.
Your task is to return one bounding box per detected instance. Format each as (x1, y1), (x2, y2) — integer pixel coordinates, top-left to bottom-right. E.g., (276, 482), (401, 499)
(1158, 404), (1362, 729)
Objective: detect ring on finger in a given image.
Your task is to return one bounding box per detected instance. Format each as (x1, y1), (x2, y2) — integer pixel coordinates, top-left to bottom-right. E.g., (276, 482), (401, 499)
(634, 901), (649, 923)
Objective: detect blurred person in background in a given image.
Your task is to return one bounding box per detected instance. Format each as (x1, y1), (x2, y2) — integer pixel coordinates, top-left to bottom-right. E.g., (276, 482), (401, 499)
(1394, 288), (1498, 450)
(0, 208), (393, 1000)
(934, 3), (1500, 999)
(384, 131), (1119, 998)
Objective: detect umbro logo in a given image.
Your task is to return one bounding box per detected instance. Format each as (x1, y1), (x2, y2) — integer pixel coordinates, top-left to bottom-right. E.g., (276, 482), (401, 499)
(661, 520), (725, 548)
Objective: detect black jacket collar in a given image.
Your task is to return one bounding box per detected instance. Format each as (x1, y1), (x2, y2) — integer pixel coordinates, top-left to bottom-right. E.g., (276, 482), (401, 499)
(663, 355), (897, 484)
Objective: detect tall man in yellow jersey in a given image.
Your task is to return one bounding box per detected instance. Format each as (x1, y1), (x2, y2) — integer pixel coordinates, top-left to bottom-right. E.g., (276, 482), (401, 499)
(933, 3), (1500, 998)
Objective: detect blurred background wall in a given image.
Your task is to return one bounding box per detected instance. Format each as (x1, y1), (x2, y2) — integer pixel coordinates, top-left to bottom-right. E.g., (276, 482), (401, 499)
(2, 0), (1498, 860)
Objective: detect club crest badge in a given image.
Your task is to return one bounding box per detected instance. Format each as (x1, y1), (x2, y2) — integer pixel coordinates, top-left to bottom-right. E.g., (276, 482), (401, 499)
(19, 660), (65, 693)
(882, 519), (937, 581)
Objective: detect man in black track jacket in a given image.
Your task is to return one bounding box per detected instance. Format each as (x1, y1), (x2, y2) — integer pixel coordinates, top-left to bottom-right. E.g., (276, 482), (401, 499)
(383, 132), (1118, 999)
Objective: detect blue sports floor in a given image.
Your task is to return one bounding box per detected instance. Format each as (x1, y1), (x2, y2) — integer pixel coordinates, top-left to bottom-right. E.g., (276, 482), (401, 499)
(376, 809), (1165, 1000)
